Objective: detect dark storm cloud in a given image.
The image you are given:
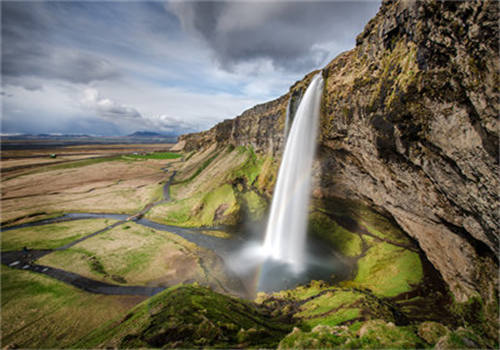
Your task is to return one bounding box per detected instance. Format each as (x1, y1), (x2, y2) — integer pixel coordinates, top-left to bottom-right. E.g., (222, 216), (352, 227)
(169, 1), (380, 72)
(1, 1), (120, 87)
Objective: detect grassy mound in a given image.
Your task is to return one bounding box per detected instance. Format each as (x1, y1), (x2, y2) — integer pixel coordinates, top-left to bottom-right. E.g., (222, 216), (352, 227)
(75, 284), (293, 349)
(147, 145), (275, 227)
(1, 267), (142, 349)
(37, 222), (233, 291)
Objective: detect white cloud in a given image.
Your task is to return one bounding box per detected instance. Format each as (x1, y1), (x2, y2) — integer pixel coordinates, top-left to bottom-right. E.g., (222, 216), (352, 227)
(80, 88), (141, 119)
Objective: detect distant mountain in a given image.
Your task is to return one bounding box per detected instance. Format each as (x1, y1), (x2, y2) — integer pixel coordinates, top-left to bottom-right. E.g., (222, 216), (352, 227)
(127, 131), (176, 138)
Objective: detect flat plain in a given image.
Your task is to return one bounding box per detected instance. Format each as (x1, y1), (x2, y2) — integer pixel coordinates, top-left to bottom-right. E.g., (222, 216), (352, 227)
(1, 141), (237, 347)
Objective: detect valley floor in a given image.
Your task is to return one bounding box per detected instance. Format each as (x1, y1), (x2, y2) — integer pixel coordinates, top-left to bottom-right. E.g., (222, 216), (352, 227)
(0, 143), (497, 349)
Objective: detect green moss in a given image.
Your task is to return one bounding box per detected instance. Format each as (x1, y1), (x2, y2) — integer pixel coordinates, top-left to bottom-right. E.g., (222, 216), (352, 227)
(280, 319), (423, 349)
(309, 308), (361, 328)
(153, 184), (239, 227)
(230, 146), (265, 185)
(199, 184), (239, 225)
(271, 280), (330, 301)
(75, 285), (293, 349)
(436, 328), (492, 349)
(315, 198), (411, 246)
(298, 291), (362, 320)
(354, 320), (425, 349)
(351, 242), (423, 297)
(241, 191), (267, 221)
(309, 211), (363, 257)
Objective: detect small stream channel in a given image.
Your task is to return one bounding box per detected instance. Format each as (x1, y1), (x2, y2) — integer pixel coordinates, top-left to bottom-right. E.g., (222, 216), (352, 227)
(1, 165), (352, 298)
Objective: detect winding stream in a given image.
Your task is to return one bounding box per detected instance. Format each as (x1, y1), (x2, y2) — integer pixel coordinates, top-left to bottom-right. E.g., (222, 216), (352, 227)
(1, 163), (349, 298)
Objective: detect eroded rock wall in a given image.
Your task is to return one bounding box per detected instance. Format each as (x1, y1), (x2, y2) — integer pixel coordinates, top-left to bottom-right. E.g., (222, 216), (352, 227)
(176, 0), (498, 302)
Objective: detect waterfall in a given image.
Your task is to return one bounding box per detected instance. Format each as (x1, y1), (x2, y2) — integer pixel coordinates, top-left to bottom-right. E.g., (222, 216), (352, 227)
(263, 73), (323, 272)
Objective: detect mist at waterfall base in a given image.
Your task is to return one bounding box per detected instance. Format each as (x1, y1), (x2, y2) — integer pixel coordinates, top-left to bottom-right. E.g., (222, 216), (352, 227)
(226, 74), (350, 295)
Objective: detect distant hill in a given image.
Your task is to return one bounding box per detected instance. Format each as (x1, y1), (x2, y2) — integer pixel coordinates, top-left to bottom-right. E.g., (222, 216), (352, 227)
(127, 131), (175, 138)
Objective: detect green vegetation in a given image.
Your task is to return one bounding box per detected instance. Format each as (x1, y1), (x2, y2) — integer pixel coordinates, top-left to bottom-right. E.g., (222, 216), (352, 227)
(37, 223), (217, 286)
(279, 320), (425, 349)
(175, 151), (220, 184)
(349, 242), (423, 297)
(148, 184), (240, 227)
(124, 152), (182, 160)
(39, 156), (124, 172)
(149, 146), (274, 227)
(75, 285), (293, 349)
(241, 190), (267, 221)
(417, 321), (449, 345)
(1, 219), (116, 251)
(314, 198), (411, 246)
(309, 211), (363, 257)
(230, 146), (265, 185)
(1, 267), (138, 348)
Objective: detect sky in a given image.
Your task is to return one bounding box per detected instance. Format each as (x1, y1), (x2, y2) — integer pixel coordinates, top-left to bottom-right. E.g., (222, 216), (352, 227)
(1, 0), (380, 136)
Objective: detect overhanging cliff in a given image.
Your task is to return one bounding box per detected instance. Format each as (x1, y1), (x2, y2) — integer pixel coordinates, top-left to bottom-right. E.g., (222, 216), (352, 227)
(176, 0), (498, 303)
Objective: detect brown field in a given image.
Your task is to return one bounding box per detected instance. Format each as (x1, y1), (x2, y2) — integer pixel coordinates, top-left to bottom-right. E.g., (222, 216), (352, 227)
(1, 143), (176, 225)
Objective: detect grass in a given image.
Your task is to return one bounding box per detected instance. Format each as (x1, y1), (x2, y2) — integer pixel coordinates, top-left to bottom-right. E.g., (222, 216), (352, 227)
(37, 222), (224, 287)
(230, 146), (265, 185)
(297, 291), (363, 319)
(2, 159), (167, 222)
(349, 242), (423, 297)
(309, 211), (363, 257)
(33, 156), (124, 173)
(175, 151), (220, 184)
(198, 184), (239, 225)
(148, 184), (240, 227)
(305, 308), (361, 328)
(1, 219), (116, 251)
(1, 267), (142, 349)
(279, 320), (425, 349)
(74, 284), (293, 349)
(124, 152), (182, 160)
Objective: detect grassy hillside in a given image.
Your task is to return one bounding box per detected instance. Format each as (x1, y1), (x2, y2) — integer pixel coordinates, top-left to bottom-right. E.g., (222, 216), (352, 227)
(75, 285), (293, 349)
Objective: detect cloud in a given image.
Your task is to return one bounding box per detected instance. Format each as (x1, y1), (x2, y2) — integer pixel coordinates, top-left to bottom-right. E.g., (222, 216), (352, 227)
(81, 88), (142, 119)
(168, 0), (380, 72)
(1, 1), (381, 137)
(1, 2), (120, 88)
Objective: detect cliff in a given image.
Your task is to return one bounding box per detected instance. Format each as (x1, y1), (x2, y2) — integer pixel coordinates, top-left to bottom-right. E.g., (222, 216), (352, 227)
(177, 0), (498, 304)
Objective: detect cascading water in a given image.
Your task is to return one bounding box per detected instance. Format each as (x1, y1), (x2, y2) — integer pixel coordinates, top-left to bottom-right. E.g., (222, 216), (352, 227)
(263, 73), (324, 272)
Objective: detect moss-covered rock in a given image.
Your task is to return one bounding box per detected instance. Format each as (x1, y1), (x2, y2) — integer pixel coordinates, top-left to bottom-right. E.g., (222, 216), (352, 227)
(417, 321), (449, 345)
(351, 242), (423, 297)
(75, 285), (293, 349)
(434, 327), (492, 349)
(309, 211), (363, 257)
(279, 320), (425, 349)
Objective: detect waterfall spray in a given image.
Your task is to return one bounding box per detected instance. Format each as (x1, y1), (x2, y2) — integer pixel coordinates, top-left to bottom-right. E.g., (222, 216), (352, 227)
(263, 73), (323, 272)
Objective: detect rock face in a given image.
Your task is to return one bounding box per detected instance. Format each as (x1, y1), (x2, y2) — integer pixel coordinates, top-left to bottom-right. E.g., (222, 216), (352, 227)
(177, 0), (498, 302)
